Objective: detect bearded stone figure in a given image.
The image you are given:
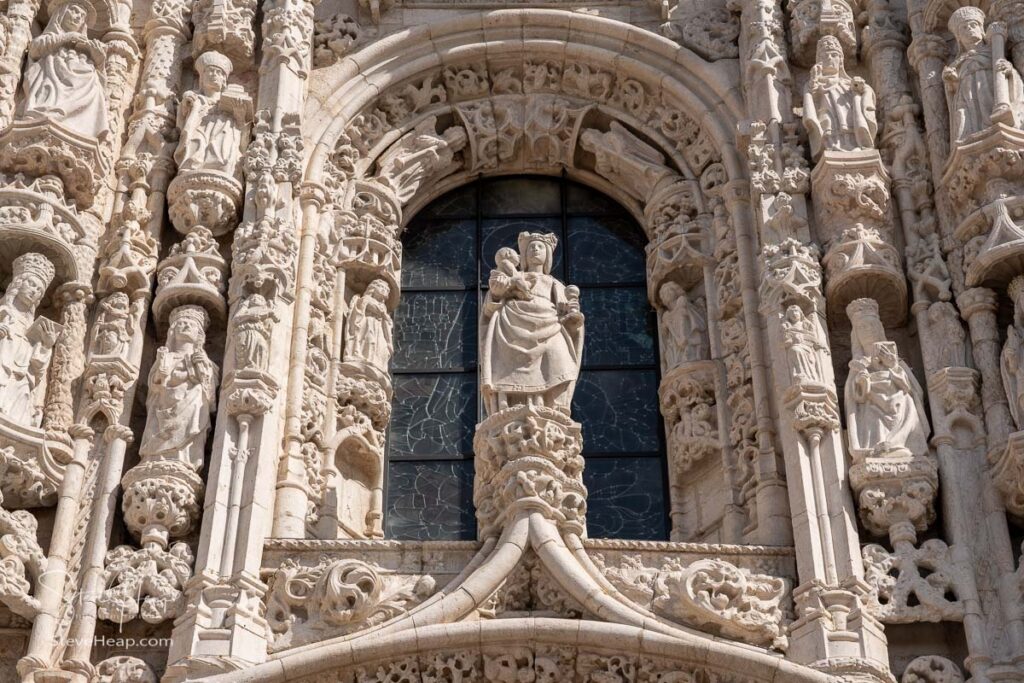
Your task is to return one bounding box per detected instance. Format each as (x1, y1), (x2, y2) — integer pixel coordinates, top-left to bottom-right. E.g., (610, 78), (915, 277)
(20, 1), (109, 140)
(845, 299), (929, 458)
(343, 280), (393, 374)
(802, 35), (878, 158)
(139, 306), (218, 470)
(175, 51), (247, 179)
(943, 6), (1024, 144)
(0, 253), (59, 428)
(480, 232), (584, 415)
(658, 281), (709, 369)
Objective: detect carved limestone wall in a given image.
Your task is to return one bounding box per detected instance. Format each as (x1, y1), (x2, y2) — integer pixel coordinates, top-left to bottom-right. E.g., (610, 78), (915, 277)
(0, 2), (1020, 683)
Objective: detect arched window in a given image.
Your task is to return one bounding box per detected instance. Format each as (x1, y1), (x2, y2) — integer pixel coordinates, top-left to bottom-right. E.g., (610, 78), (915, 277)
(384, 177), (668, 541)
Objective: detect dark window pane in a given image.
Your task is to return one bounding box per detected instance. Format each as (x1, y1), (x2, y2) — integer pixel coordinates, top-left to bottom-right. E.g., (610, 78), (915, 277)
(567, 216), (647, 285)
(419, 184), (476, 218)
(389, 374), (477, 458)
(392, 291), (478, 371)
(402, 219), (476, 289)
(480, 217), (563, 285)
(480, 178), (561, 215)
(583, 456), (667, 540)
(385, 460), (476, 540)
(580, 287), (655, 367)
(566, 183), (630, 215)
(574, 369), (660, 454)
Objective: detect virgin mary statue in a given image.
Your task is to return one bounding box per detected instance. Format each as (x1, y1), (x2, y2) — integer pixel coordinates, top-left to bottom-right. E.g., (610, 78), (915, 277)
(20, 0), (110, 140)
(480, 232), (584, 415)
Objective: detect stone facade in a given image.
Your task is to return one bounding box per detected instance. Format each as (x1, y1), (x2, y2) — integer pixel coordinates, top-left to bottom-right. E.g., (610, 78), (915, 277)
(0, 1), (1020, 682)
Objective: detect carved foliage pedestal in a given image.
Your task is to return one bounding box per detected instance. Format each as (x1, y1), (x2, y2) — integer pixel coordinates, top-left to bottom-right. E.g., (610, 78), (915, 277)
(473, 406), (586, 539)
(945, 126), (1024, 289)
(811, 151), (906, 326)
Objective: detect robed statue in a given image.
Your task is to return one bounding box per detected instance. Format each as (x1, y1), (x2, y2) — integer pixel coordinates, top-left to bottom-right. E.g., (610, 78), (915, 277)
(944, 6), (1024, 144)
(0, 253), (61, 428)
(20, 1), (110, 140)
(480, 233), (584, 415)
(802, 35), (878, 158)
(175, 50), (250, 180)
(343, 279), (393, 374)
(138, 306), (218, 470)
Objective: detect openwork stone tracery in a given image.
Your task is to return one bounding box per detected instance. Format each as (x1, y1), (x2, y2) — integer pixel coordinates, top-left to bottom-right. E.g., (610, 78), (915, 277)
(0, 3), (1017, 683)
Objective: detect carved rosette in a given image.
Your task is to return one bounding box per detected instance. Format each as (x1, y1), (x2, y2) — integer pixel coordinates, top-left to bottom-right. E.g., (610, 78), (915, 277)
(811, 150), (906, 326)
(473, 406), (587, 538)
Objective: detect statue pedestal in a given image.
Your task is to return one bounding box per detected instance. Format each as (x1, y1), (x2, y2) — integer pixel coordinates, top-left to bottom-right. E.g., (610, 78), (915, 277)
(0, 118), (109, 209)
(848, 450), (938, 538)
(167, 170), (243, 237)
(0, 414), (73, 507)
(810, 150), (906, 326)
(991, 429), (1024, 519)
(473, 405), (586, 539)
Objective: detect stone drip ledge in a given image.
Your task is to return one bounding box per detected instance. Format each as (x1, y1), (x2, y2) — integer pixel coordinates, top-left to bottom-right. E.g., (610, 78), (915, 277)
(261, 538), (797, 577)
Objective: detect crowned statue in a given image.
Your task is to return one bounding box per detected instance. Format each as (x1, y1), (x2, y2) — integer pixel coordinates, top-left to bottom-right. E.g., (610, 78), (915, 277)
(845, 298), (929, 458)
(802, 35), (878, 158)
(20, 0), (109, 140)
(175, 50), (251, 180)
(138, 306), (218, 470)
(480, 232), (584, 415)
(944, 6), (1024, 144)
(0, 253), (61, 428)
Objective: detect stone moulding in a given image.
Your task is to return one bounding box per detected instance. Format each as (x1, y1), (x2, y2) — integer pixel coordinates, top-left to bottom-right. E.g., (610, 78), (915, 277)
(197, 619), (830, 683)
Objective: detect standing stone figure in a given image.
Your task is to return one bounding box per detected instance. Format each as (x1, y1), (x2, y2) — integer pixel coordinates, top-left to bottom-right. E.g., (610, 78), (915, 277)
(92, 293), (133, 357)
(802, 35), (878, 157)
(234, 294), (278, 373)
(480, 232), (584, 415)
(343, 280), (393, 374)
(20, 0), (109, 139)
(943, 6), (1024, 144)
(139, 306), (218, 470)
(1001, 277), (1024, 429)
(0, 253), (59, 428)
(845, 299), (929, 458)
(658, 281), (709, 369)
(781, 304), (825, 383)
(175, 51), (248, 179)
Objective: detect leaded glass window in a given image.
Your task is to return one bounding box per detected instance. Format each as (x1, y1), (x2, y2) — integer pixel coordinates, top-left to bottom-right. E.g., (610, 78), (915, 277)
(385, 177), (668, 541)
